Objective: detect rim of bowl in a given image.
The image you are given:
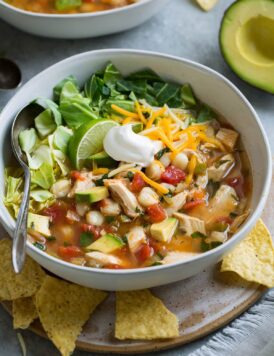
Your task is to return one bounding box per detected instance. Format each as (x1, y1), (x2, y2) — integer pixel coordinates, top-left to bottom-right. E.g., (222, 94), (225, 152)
(0, 0), (155, 18)
(1, 49), (272, 276)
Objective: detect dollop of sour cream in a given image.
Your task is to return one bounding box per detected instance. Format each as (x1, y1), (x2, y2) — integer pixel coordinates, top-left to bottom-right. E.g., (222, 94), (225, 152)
(103, 125), (158, 167)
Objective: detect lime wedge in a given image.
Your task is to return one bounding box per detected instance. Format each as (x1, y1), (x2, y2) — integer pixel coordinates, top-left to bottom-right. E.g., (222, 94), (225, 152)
(68, 119), (119, 169)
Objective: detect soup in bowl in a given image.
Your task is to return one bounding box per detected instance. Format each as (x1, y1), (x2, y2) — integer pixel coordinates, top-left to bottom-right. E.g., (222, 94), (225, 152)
(0, 50), (271, 290)
(5, 0), (136, 14)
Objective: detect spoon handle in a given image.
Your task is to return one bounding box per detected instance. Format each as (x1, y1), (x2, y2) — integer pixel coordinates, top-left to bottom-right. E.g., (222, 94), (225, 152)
(12, 166), (31, 274)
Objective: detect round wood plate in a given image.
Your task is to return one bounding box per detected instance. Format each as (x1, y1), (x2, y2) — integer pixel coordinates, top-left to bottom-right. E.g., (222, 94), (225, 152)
(2, 171), (274, 354)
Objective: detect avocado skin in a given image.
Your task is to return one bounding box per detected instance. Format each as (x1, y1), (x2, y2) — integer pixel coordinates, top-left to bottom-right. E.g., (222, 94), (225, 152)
(219, 0), (274, 95)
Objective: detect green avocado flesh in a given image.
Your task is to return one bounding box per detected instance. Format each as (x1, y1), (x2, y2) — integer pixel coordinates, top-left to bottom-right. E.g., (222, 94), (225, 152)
(220, 0), (274, 93)
(85, 234), (124, 253)
(75, 186), (109, 203)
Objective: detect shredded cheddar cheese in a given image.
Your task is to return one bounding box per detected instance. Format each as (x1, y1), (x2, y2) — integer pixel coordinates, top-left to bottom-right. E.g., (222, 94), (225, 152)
(198, 132), (225, 151)
(111, 104), (139, 119)
(132, 170), (169, 194)
(122, 117), (134, 125)
(135, 101), (147, 124)
(146, 107), (167, 129)
(185, 155), (197, 185)
(93, 168), (110, 175)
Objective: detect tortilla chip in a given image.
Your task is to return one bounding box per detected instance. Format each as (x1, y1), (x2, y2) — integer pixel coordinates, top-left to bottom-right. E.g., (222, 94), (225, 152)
(35, 275), (107, 356)
(13, 297), (38, 329)
(221, 219), (274, 288)
(0, 239), (46, 300)
(196, 0), (219, 11)
(115, 290), (179, 340)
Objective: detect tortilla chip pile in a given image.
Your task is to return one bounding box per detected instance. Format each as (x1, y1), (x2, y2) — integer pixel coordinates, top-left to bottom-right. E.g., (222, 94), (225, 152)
(116, 290), (179, 340)
(0, 239), (179, 355)
(221, 219), (274, 288)
(0, 219), (274, 355)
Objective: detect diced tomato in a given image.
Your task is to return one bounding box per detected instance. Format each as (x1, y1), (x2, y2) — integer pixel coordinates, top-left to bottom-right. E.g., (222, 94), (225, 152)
(58, 246), (83, 260)
(183, 199), (205, 211)
(161, 165), (186, 185)
(226, 176), (244, 198)
(81, 223), (100, 239)
(135, 244), (153, 262)
(148, 238), (161, 254)
(130, 172), (146, 193)
(71, 171), (85, 181)
(215, 216), (233, 225)
(146, 203), (167, 223)
(43, 202), (65, 223)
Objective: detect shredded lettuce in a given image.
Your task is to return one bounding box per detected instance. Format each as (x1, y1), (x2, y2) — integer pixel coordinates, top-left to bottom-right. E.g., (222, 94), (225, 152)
(53, 75), (78, 102)
(4, 172), (23, 217)
(30, 189), (54, 202)
(27, 145), (53, 170)
(53, 125), (73, 153)
(36, 98), (62, 126)
(35, 109), (57, 138)
(19, 128), (38, 154)
(31, 162), (55, 190)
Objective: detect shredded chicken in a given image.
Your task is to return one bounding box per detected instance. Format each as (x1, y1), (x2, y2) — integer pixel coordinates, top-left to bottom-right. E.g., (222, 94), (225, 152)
(208, 154), (235, 182)
(68, 172), (94, 198)
(104, 179), (143, 218)
(165, 192), (188, 216)
(173, 212), (206, 236)
(85, 251), (123, 268)
(126, 226), (147, 254)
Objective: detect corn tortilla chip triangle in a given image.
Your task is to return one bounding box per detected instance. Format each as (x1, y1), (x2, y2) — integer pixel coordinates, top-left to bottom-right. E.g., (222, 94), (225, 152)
(13, 297), (38, 329)
(221, 219), (274, 288)
(35, 275), (107, 356)
(0, 239), (46, 300)
(115, 290), (179, 340)
(196, 0), (219, 11)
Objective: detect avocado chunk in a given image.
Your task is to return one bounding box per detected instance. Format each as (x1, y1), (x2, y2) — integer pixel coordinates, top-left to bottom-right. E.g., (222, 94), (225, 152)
(28, 213), (51, 237)
(75, 186), (109, 203)
(85, 151), (118, 168)
(85, 234), (124, 253)
(150, 218), (178, 242)
(55, 0), (82, 11)
(220, 0), (274, 93)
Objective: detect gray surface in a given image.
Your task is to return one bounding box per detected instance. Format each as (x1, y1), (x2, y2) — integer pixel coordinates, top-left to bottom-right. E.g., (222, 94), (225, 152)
(0, 0), (273, 355)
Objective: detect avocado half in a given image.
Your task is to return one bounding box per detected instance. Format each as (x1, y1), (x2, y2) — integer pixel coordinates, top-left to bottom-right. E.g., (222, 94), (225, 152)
(220, 0), (274, 94)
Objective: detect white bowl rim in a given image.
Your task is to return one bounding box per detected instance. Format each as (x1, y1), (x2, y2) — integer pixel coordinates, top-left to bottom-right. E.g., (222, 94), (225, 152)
(1, 48), (272, 276)
(0, 0), (154, 18)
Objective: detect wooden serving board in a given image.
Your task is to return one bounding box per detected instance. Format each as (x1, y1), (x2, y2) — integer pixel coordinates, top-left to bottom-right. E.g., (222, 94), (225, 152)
(2, 174), (274, 354)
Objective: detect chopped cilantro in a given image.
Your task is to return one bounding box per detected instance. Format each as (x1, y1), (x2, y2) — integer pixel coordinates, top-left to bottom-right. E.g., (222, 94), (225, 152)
(95, 173), (109, 186)
(80, 232), (93, 247)
(46, 236), (56, 242)
(127, 171), (134, 181)
(105, 216), (115, 224)
(122, 235), (128, 244)
(33, 242), (46, 251)
(151, 262), (162, 267)
(155, 147), (170, 160)
(191, 231), (207, 239)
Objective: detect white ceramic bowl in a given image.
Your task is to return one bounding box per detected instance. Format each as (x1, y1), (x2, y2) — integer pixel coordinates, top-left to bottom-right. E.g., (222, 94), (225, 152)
(0, 0), (169, 39)
(0, 50), (271, 291)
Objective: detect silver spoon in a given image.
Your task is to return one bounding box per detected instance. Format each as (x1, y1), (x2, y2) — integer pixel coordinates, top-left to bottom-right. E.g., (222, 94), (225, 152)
(11, 103), (44, 273)
(0, 58), (22, 90)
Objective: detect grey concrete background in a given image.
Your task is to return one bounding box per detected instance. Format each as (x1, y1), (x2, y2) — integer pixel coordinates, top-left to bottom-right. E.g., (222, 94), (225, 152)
(0, 0), (273, 355)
